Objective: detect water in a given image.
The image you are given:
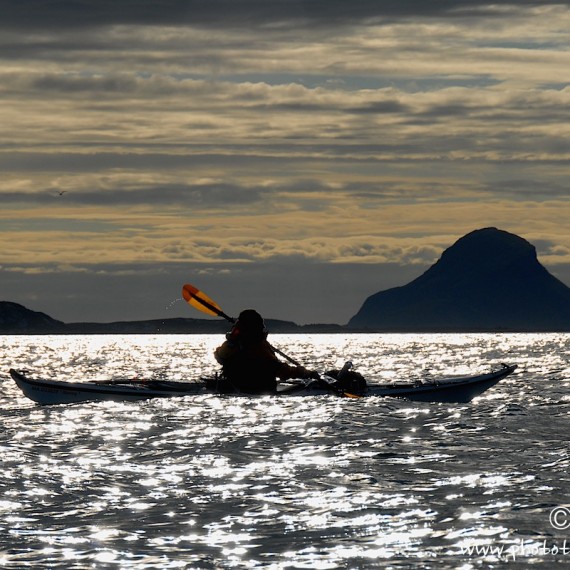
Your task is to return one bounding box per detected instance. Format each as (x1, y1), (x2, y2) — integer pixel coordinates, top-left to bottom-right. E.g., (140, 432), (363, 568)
(0, 333), (569, 569)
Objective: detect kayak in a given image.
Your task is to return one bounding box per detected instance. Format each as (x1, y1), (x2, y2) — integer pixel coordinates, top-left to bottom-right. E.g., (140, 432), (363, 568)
(8, 364), (516, 405)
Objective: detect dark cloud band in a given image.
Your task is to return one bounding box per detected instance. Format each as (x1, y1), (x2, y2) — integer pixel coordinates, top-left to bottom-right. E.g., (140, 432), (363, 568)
(1, 0), (566, 31)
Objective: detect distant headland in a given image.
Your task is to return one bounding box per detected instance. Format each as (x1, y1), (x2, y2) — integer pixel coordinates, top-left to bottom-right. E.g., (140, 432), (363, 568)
(0, 301), (345, 335)
(2, 228), (570, 333)
(350, 227), (570, 332)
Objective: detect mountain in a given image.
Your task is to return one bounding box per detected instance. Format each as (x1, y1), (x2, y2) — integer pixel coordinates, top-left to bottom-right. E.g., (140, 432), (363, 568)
(61, 318), (310, 334)
(0, 301), (65, 333)
(348, 227), (570, 331)
(0, 301), (344, 334)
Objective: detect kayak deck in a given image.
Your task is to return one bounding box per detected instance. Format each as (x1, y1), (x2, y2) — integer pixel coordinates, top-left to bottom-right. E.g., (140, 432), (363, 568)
(8, 364), (517, 405)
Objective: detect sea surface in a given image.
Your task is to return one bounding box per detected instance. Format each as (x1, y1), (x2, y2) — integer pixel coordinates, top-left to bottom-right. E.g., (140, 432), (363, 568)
(0, 333), (569, 569)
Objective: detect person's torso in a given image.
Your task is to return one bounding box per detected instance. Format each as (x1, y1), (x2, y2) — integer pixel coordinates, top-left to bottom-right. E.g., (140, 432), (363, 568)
(222, 341), (278, 394)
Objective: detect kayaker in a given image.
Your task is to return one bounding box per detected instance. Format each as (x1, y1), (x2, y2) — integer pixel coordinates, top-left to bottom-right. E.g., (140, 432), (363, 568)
(214, 309), (318, 394)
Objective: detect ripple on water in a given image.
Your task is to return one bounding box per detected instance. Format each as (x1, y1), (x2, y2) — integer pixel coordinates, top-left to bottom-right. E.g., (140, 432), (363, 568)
(0, 333), (569, 567)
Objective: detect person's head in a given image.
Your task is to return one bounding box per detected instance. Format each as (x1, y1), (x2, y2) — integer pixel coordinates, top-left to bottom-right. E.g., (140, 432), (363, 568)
(232, 309), (267, 340)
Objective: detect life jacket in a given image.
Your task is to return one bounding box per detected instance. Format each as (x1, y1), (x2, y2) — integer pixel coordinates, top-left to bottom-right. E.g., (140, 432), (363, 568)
(220, 338), (279, 394)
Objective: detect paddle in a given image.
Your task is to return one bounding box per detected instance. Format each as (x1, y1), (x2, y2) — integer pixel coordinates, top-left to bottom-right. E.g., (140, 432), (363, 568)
(181, 283), (363, 397)
(181, 283), (301, 366)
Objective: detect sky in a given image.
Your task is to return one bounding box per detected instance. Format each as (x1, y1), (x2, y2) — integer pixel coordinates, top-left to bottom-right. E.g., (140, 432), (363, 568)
(1, 0), (569, 325)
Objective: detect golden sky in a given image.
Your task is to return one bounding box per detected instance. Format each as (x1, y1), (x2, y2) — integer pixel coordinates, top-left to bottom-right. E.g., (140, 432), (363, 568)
(1, 1), (569, 323)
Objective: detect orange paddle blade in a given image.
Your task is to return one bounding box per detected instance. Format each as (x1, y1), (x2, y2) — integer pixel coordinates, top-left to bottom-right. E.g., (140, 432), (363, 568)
(182, 284), (224, 317)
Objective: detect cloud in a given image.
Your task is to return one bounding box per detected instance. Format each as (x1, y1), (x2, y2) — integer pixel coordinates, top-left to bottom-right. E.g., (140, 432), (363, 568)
(1, 0), (570, 325)
(2, 1), (569, 32)
(1, 5), (568, 88)
(0, 184), (264, 209)
(483, 179), (570, 200)
(1, 78), (568, 168)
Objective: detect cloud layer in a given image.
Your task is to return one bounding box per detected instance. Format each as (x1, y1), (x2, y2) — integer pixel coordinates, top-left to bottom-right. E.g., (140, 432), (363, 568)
(1, 0), (569, 321)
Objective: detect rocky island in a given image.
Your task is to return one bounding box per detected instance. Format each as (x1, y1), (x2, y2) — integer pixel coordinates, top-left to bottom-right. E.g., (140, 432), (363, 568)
(349, 227), (570, 331)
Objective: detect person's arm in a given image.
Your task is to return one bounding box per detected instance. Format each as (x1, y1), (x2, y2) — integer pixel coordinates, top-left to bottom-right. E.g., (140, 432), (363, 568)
(259, 342), (317, 380)
(214, 340), (238, 365)
(275, 361), (315, 380)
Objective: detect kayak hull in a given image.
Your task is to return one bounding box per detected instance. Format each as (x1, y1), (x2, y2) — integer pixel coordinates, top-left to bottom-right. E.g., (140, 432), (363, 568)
(8, 370), (206, 405)
(367, 364), (517, 403)
(8, 364), (517, 406)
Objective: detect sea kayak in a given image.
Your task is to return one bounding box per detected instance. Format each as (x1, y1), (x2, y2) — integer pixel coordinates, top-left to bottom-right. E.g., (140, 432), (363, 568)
(8, 364), (516, 405)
